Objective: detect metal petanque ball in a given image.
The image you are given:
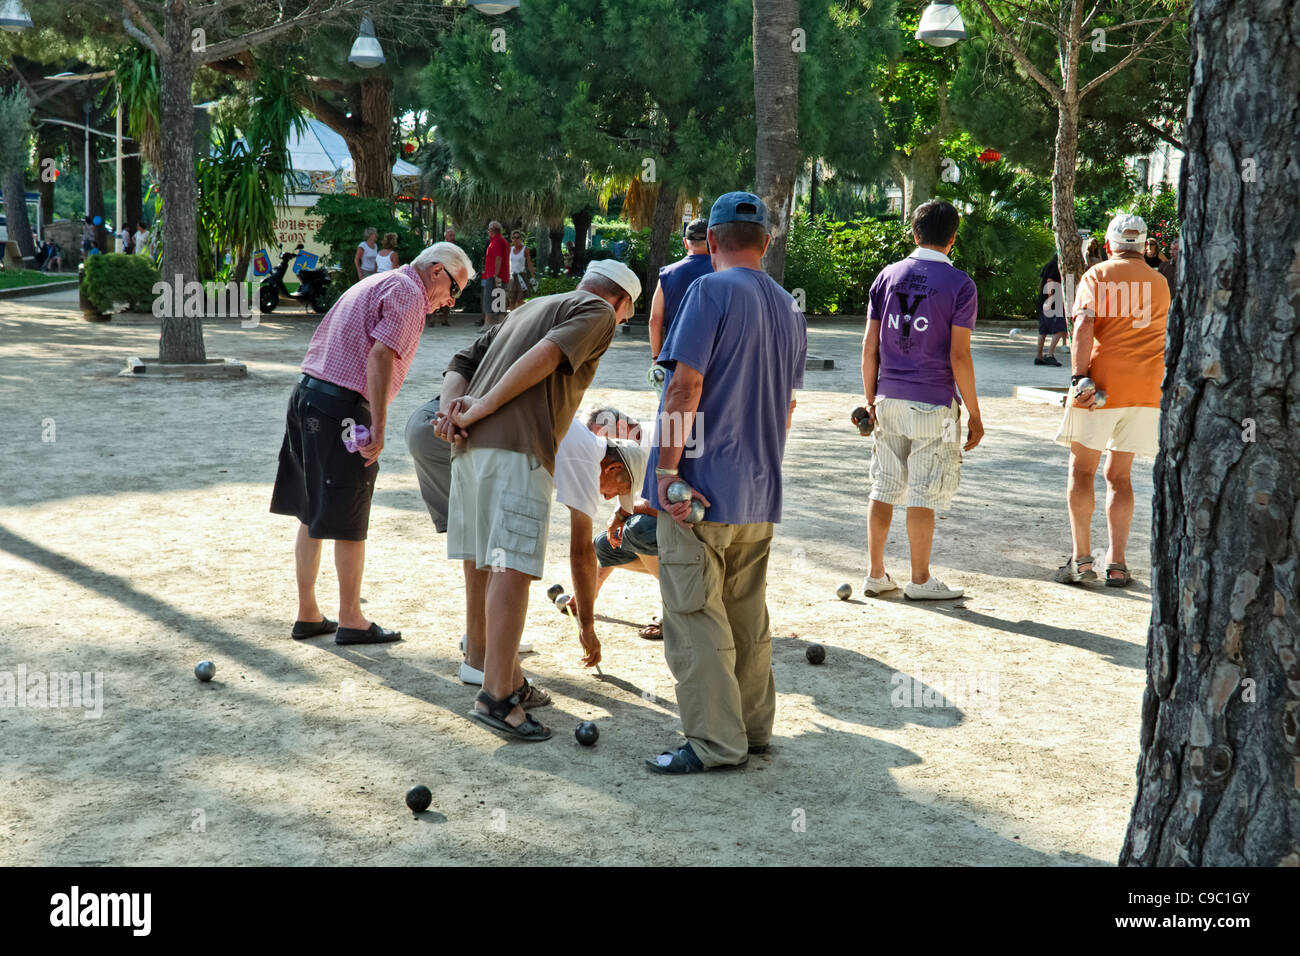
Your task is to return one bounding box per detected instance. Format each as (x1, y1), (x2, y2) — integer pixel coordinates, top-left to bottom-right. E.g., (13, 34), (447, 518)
(836, 583), (852, 601)
(556, 593), (573, 615)
(686, 500), (705, 524)
(546, 583), (564, 603)
(665, 480), (692, 504)
(405, 785), (432, 813)
(194, 660), (216, 682)
(575, 721), (599, 746)
(806, 644), (826, 665)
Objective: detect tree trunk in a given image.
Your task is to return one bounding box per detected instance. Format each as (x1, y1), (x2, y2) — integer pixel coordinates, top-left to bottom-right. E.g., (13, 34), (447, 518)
(339, 76), (395, 199)
(3, 168), (36, 262)
(123, 141), (144, 230)
(1051, 97), (1084, 301)
(35, 129), (55, 228)
(84, 120), (109, 251)
(548, 225), (564, 273)
(157, 0), (205, 365)
(1120, 0), (1300, 866)
(644, 184), (678, 312)
(753, 0), (800, 284)
(570, 208), (592, 275)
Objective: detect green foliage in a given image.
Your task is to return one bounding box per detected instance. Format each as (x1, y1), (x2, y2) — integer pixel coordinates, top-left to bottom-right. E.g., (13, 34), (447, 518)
(0, 86), (33, 175)
(937, 160), (1056, 320)
(82, 252), (161, 313)
(783, 215), (913, 314)
(311, 194), (422, 295)
(1115, 182), (1180, 246)
(113, 46), (161, 171)
(531, 272), (580, 298)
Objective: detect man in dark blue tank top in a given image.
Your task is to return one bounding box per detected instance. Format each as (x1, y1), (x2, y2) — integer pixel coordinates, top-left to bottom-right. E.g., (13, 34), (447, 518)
(649, 218), (714, 360)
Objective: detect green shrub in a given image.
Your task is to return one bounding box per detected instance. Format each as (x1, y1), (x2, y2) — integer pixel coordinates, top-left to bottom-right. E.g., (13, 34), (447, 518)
(1114, 182), (1179, 248)
(825, 217), (913, 314)
(530, 271), (579, 298)
(82, 253), (162, 313)
(311, 194), (424, 296)
(783, 215), (844, 313)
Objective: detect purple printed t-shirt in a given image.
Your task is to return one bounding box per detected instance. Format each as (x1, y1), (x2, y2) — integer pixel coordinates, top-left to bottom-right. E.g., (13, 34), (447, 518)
(867, 248), (977, 407)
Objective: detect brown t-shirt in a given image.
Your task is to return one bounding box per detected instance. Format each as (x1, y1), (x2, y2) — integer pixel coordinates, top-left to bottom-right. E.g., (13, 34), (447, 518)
(457, 290), (617, 472)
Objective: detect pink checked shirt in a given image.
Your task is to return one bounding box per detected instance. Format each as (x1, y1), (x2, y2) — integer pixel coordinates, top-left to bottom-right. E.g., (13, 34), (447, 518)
(300, 265), (433, 405)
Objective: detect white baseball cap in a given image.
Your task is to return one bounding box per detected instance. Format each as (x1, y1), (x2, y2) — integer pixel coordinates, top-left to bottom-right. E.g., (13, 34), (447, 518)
(606, 438), (649, 513)
(583, 259), (642, 303)
(1106, 213), (1147, 249)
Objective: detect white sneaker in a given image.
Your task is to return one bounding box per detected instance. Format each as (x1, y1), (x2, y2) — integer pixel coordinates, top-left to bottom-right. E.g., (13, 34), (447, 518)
(903, 577), (964, 601)
(863, 573), (899, 596)
(460, 634), (533, 654)
(458, 660), (484, 685)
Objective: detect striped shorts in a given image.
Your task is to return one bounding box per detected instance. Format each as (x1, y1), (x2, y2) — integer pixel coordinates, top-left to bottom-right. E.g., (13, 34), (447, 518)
(868, 397), (963, 512)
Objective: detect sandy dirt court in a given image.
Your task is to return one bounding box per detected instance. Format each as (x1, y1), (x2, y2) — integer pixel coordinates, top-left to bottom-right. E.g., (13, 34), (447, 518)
(2, 290), (1154, 865)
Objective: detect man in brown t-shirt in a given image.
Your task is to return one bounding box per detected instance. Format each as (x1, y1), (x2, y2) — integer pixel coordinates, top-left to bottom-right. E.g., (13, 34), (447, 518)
(437, 259), (642, 742)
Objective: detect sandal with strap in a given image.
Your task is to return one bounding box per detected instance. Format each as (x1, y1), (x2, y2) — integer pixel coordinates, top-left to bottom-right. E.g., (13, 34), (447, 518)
(638, 617), (663, 641)
(644, 742), (707, 775)
(469, 689), (552, 742)
(1105, 562), (1133, 588)
(1053, 555), (1097, 584)
(516, 679), (551, 710)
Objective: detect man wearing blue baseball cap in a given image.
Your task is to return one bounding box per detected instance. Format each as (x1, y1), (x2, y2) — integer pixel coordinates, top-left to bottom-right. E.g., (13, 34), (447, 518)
(642, 191), (808, 774)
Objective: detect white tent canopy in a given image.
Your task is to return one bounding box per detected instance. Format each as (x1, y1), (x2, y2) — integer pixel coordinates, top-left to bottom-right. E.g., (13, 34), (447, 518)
(284, 119), (422, 195)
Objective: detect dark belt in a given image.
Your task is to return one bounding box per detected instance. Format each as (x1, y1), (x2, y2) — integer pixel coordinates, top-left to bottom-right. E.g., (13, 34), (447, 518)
(299, 373), (369, 408)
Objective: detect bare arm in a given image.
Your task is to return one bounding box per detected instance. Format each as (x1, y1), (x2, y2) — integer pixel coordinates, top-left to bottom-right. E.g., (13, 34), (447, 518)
(861, 319), (881, 405)
(568, 507), (601, 667)
(452, 340), (565, 428)
(354, 246), (363, 278)
(648, 284), (666, 360)
(361, 341), (396, 463)
(787, 394), (796, 432)
(657, 362), (703, 473)
(949, 327), (983, 451)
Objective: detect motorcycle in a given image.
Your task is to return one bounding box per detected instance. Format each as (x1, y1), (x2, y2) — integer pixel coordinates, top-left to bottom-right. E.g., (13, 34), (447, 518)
(259, 243), (334, 315)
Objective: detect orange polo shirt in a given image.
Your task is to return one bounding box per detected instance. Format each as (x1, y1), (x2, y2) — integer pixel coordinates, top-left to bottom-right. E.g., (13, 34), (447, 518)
(1074, 253), (1170, 408)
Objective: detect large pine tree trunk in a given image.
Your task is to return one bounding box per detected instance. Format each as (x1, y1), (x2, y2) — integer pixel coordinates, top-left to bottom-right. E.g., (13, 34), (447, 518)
(1120, 0), (1300, 866)
(547, 225), (564, 273)
(340, 76), (395, 199)
(644, 183), (677, 312)
(752, 0), (800, 284)
(157, 0), (205, 364)
(570, 208), (592, 275)
(83, 121), (109, 252)
(123, 141), (144, 230)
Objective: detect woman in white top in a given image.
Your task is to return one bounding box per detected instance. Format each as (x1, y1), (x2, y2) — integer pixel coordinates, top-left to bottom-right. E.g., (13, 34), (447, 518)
(506, 230), (535, 309)
(375, 232), (399, 272)
(354, 227), (379, 280)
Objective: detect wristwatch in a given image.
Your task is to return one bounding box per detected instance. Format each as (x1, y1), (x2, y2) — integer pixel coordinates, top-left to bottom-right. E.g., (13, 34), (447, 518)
(655, 466), (678, 477)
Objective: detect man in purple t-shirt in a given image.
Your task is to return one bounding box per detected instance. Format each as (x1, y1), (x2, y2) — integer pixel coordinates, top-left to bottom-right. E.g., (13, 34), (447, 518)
(860, 200), (984, 601)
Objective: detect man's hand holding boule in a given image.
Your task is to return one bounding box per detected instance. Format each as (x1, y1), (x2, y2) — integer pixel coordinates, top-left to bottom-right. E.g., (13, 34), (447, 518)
(657, 474), (711, 527)
(607, 509), (628, 548)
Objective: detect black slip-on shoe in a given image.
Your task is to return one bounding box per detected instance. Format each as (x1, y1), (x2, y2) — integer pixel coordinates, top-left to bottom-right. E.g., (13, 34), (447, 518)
(291, 617), (337, 640)
(335, 623), (402, 645)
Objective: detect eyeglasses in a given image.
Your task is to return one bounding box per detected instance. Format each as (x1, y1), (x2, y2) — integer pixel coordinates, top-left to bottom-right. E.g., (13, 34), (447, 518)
(441, 264), (462, 299)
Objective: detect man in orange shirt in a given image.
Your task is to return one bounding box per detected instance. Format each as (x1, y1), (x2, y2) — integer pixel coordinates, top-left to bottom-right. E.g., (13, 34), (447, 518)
(1053, 214), (1169, 588)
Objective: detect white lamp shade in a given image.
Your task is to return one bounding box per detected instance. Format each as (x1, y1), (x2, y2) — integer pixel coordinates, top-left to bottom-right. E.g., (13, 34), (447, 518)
(916, 1), (966, 47)
(0, 0), (33, 31)
(348, 17), (385, 68)
(469, 1), (520, 14)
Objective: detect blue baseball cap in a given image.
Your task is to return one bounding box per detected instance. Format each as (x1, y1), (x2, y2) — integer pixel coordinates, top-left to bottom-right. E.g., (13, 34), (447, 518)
(708, 192), (767, 229)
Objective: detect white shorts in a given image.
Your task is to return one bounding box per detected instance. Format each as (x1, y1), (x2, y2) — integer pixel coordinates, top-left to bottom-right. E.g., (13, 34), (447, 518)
(447, 446), (553, 577)
(868, 397), (962, 512)
(1054, 405), (1160, 457)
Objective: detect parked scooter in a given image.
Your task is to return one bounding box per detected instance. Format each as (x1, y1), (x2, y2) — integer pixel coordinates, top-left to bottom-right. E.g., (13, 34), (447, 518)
(259, 243), (334, 315)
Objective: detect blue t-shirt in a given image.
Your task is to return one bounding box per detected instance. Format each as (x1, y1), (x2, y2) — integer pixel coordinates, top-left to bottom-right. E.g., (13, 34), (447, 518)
(867, 249), (977, 407)
(642, 267), (807, 525)
(657, 253), (714, 342)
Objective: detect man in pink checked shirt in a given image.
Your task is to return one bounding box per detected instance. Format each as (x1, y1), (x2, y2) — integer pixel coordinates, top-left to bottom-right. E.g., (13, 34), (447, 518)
(271, 242), (475, 646)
